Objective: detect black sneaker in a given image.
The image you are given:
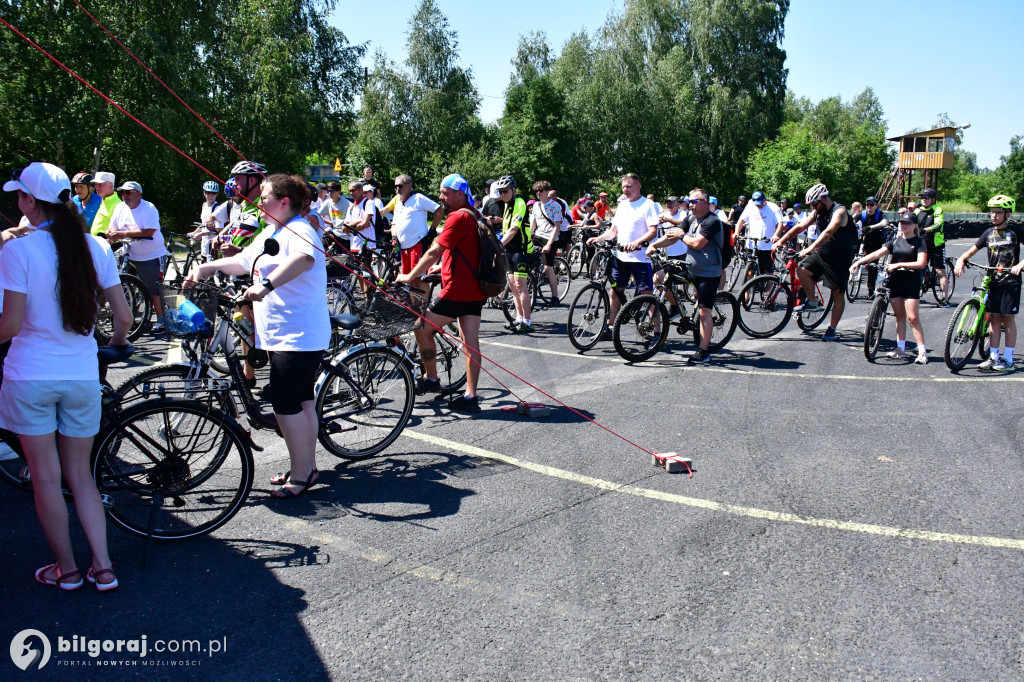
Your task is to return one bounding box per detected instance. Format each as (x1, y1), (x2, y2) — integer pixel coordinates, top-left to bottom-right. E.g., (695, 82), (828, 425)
(687, 348), (710, 365)
(416, 377), (442, 395)
(821, 327), (837, 342)
(243, 376), (257, 389)
(449, 394), (481, 413)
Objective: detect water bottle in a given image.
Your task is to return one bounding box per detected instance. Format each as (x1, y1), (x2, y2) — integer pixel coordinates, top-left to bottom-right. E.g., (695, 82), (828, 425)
(178, 299), (206, 327)
(232, 311), (255, 341)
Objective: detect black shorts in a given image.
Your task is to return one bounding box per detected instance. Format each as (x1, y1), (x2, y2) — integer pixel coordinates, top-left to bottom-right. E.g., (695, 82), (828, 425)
(692, 276), (719, 309)
(132, 257), (164, 298)
(353, 245), (373, 270)
(887, 271), (921, 300)
(532, 238), (557, 267)
(508, 250), (537, 277)
(927, 245), (946, 270)
(756, 250), (774, 275)
(269, 350), (323, 415)
(989, 278), (1021, 316)
(801, 251), (851, 291)
(429, 297), (485, 319)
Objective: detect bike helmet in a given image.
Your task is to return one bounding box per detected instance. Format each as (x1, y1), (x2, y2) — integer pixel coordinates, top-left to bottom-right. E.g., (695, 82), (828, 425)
(202, 180), (220, 193)
(71, 172), (93, 185)
(229, 160), (267, 176)
(920, 187), (937, 199)
(224, 178), (237, 198)
(805, 183), (829, 204)
(988, 194), (1016, 213)
(492, 175), (516, 191)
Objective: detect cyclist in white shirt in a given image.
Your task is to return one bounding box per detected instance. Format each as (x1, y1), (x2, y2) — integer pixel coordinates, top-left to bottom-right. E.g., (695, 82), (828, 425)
(650, 195), (688, 316)
(197, 180), (219, 261)
(530, 180), (569, 300)
(107, 181), (168, 334)
(736, 190), (782, 275)
(385, 174), (443, 294)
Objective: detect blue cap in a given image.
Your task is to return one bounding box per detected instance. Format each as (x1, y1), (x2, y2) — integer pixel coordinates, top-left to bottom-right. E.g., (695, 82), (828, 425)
(752, 191), (765, 202)
(709, 196), (718, 205)
(440, 173), (475, 207)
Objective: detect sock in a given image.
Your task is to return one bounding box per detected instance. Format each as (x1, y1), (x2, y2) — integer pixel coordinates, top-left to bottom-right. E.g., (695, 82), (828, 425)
(897, 340), (906, 351)
(1004, 346), (1015, 363)
(991, 349), (1000, 361)
(523, 319), (531, 326)
(516, 316), (524, 324)
(918, 345), (927, 355)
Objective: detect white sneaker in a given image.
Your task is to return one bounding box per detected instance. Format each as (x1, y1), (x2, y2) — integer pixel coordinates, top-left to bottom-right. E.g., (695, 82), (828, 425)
(915, 352), (928, 365)
(0, 441), (18, 461)
(978, 357), (998, 370)
(886, 348), (907, 359)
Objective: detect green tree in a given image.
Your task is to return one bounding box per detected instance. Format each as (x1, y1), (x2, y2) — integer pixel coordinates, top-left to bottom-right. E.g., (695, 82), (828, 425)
(994, 135), (1024, 210)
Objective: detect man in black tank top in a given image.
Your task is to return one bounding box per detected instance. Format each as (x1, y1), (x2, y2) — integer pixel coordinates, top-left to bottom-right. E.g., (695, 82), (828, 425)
(771, 183), (857, 341)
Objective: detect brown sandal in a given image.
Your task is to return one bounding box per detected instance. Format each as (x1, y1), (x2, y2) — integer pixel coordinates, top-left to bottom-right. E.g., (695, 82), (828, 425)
(35, 563), (83, 591)
(86, 567), (119, 592)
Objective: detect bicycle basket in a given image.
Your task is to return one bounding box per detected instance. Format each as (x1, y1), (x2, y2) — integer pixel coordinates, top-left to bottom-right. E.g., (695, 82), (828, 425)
(360, 287), (423, 341)
(160, 283), (218, 338)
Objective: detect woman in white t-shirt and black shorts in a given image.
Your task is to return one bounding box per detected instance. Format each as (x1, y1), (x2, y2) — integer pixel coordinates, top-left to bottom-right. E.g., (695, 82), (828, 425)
(187, 174), (330, 498)
(0, 162), (132, 591)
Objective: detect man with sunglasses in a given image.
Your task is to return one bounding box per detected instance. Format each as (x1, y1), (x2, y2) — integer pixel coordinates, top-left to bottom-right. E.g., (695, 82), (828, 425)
(88, 171), (121, 237)
(384, 174), (442, 294)
(772, 182), (858, 341)
(106, 181), (167, 334)
(859, 196), (889, 298)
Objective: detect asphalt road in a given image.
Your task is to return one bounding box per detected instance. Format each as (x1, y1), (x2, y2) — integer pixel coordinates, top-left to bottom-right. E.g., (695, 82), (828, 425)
(3, 238), (1024, 680)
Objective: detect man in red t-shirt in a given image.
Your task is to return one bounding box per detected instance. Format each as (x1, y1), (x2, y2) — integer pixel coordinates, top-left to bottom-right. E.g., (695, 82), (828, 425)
(397, 174), (485, 413)
(594, 192), (612, 221)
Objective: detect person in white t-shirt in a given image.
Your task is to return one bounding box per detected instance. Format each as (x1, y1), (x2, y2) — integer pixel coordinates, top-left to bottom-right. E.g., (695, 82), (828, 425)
(0, 162), (132, 591)
(195, 180), (220, 260)
(317, 181), (352, 248)
(341, 180), (377, 293)
(650, 196), (688, 316)
(107, 181), (168, 333)
(309, 183), (328, 214)
(736, 190), (782, 275)
(384, 174), (443, 293)
(587, 173), (660, 324)
(530, 180), (570, 299)
(187, 174), (329, 499)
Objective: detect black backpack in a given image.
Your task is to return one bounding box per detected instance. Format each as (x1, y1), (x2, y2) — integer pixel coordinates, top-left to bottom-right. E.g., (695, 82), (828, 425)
(456, 208), (509, 297)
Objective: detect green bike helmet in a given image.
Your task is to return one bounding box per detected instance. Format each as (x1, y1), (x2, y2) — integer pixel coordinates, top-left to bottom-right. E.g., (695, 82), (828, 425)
(987, 194), (1016, 213)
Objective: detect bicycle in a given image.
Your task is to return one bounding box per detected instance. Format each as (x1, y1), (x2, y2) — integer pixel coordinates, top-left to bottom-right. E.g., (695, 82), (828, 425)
(499, 251), (571, 324)
(863, 273), (894, 362)
(922, 255), (957, 306)
(942, 261), (1003, 371)
(0, 345), (255, 541)
(734, 246), (834, 338)
(94, 240), (153, 344)
(612, 253), (738, 362)
(566, 241), (631, 351)
(162, 231), (205, 284)
(565, 225), (602, 279)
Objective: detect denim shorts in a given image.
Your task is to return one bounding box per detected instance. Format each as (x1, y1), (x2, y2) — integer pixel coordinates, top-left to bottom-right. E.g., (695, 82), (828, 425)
(0, 379), (101, 437)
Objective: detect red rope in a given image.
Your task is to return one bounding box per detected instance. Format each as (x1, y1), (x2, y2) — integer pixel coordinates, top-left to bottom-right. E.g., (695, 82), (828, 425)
(2, 16), (666, 465)
(67, 0), (262, 176)
(0, 210), (18, 227)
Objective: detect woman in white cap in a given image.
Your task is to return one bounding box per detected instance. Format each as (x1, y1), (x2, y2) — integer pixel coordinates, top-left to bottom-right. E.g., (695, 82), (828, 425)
(0, 162), (132, 590)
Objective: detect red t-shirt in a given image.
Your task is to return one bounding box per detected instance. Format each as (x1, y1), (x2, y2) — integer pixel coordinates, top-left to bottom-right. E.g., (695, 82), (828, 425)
(595, 200), (609, 220)
(570, 205), (583, 222)
(436, 208), (485, 302)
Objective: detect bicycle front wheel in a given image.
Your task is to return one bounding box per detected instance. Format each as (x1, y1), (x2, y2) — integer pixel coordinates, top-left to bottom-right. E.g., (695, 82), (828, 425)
(737, 275), (792, 338)
(796, 285), (833, 331)
(316, 347), (414, 459)
(698, 291), (739, 352)
(846, 265), (863, 302)
(567, 283), (609, 351)
(567, 243), (586, 279)
(114, 364), (234, 414)
(944, 298), (982, 371)
(863, 295), (888, 361)
(613, 294), (668, 362)
(93, 399), (253, 540)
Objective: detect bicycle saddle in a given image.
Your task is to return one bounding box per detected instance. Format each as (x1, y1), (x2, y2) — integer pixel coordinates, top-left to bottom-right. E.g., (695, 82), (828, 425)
(330, 314), (361, 330)
(97, 344), (135, 367)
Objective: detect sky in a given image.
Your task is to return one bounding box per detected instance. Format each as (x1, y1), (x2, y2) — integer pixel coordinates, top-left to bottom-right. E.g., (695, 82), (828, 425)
(334, 0), (1022, 170)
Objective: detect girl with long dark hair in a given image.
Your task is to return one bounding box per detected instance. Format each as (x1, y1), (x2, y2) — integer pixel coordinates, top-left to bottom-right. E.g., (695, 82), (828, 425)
(0, 162), (132, 591)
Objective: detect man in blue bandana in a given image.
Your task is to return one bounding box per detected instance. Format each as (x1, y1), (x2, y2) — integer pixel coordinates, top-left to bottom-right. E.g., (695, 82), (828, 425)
(397, 174), (486, 413)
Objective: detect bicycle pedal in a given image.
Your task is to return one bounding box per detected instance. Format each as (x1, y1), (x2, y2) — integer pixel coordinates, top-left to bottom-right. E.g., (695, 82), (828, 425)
(652, 452), (692, 473)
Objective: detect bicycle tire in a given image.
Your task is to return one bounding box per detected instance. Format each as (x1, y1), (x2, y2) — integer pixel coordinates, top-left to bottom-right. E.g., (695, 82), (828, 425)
(932, 261), (956, 304)
(114, 364), (234, 414)
(93, 398), (253, 540)
(943, 298), (982, 371)
(434, 324), (468, 393)
(589, 249), (611, 280)
(536, 256), (571, 304)
(316, 346), (414, 459)
(846, 264), (863, 302)
(613, 294), (669, 362)
(95, 273), (152, 344)
(736, 275), (793, 339)
(567, 243), (586, 279)
(863, 295), (888, 361)
(694, 291), (739, 352)
(796, 285), (833, 331)
(566, 283), (609, 351)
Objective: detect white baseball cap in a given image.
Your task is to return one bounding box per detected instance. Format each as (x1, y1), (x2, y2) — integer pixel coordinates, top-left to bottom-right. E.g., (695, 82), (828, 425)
(93, 171), (116, 185)
(3, 162), (72, 203)
(116, 181), (143, 194)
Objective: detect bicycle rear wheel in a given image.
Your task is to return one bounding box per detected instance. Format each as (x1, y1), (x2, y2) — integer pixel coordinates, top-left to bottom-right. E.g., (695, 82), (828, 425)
(932, 262), (955, 304)
(697, 291), (739, 352)
(93, 399), (253, 540)
(944, 298), (982, 371)
(567, 243), (586, 279)
(846, 264), (863, 302)
(316, 347), (414, 459)
(567, 283), (609, 351)
(613, 294), (668, 362)
(863, 296), (888, 361)
(95, 273), (152, 344)
(434, 324), (468, 393)
(737, 275), (792, 338)
(796, 285), (833, 331)
(536, 257), (571, 304)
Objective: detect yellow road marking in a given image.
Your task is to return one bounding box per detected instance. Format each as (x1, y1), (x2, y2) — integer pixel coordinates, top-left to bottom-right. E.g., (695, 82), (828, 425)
(480, 340), (1024, 383)
(402, 429), (1024, 551)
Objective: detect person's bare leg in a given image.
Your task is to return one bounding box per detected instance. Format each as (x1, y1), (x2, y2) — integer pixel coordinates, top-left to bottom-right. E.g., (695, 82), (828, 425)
(891, 298), (907, 343)
(457, 315), (482, 398)
(22, 433), (78, 576)
(829, 289), (845, 328)
(905, 299), (926, 348)
(58, 434), (114, 580)
(275, 400), (319, 493)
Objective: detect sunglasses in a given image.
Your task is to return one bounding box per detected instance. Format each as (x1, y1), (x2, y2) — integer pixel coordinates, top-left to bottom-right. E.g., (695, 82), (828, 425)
(865, 202), (877, 206)
(394, 184), (405, 189)
(11, 168), (31, 194)
(499, 188), (513, 194)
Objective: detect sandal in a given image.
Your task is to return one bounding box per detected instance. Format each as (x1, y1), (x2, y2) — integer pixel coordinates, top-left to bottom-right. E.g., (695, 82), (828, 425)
(270, 469), (319, 498)
(270, 471), (290, 486)
(34, 563), (83, 591)
(86, 567), (119, 592)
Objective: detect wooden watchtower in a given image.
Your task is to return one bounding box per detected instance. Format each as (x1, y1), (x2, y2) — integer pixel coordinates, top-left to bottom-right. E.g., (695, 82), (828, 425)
(876, 126), (957, 210)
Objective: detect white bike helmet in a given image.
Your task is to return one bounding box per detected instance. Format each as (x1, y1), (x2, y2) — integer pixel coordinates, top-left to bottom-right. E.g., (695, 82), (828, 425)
(202, 180), (219, 193)
(805, 183), (829, 205)
(229, 160), (267, 176)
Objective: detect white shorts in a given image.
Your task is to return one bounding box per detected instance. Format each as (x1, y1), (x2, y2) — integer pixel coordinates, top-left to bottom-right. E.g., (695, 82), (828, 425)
(0, 379), (101, 437)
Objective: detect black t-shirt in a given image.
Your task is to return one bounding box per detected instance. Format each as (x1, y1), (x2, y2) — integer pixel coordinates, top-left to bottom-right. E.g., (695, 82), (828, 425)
(481, 197), (504, 233)
(975, 224), (1024, 282)
(885, 234), (925, 288)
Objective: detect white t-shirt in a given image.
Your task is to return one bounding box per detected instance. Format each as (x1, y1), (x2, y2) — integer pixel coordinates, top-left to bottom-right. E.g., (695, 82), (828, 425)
(236, 217), (330, 352)
(661, 209), (687, 257)
(611, 196), (660, 263)
(318, 195), (352, 234)
(0, 230), (120, 380)
(531, 200), (567, 241)
(211, 200), (237, 232)
(109, 199), (167, 260)
(740, 201), (782, 251)
(391, 192), (440, 249)
(344, 198), (378, 252)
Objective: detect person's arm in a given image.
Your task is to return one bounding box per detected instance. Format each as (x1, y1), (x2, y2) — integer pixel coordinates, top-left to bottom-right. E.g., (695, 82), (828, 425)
(588, 223), (617, 245)
(851, 244), (891, 270)
(647, 232), (681, 254)
(430, 206), (444, 231)
(243, 252), (314, 302)
(627, 223), (658, 252)
(101, 281), (132, 346)
(186, 254), (249, 283)
(682, 230), (708, 250)
(0, 290), (25, 344)
(799, 207), (847, 257)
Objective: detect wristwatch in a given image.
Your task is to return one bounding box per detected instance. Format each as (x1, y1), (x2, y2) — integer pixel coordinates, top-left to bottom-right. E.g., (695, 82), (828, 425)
(260, 277), (275, 291)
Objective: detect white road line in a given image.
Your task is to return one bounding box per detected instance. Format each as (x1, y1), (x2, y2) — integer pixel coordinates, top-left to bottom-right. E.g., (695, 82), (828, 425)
(401, 429), (1024, 551)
